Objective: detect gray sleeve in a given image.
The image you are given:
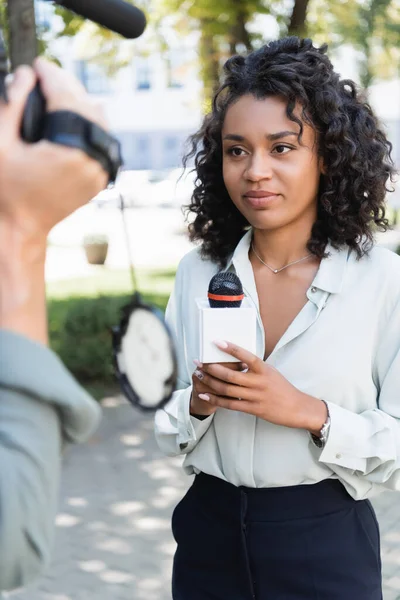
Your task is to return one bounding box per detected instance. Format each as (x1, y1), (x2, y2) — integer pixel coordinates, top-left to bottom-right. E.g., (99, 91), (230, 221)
(0, 330), (102, 591)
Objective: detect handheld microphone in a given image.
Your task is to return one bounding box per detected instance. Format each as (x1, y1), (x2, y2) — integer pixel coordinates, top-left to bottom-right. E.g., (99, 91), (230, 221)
(52, 0), (147, 39)
(208, 272), (244, 308)
(198, 272), (255, 362)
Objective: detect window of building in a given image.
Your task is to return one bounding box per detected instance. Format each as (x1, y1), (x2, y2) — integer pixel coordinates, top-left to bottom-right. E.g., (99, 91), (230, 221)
(163, 136), (181, 168)
(164, 137), (179, 152)
(166, 50), (187, 89)
(136, 136), (151, 169)
(75, 61), (110, 94)
(136, 58), (151, 90)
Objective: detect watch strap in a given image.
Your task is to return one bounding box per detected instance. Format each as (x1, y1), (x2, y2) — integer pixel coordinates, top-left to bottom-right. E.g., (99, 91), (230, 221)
(42, 110), (123, 183)
(311, 400), (331, 448)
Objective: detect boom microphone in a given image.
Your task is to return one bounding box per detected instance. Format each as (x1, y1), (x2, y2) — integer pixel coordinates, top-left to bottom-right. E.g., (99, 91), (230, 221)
(53, 0), (147, 39)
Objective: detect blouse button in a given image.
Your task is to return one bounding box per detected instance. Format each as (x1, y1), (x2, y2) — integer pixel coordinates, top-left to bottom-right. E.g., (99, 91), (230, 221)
(336, 453), (342, 459)
(311, 286), (317, 293)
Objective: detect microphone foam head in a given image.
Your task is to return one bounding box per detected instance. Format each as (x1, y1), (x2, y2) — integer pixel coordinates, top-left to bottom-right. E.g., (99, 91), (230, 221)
(208, 272), (244, 308)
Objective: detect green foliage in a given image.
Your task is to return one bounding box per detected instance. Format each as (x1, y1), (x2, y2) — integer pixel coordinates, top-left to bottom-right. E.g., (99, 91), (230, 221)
(46, 267), (175, 395)
(83, 234), (109, 245)
(2, 0), (399, 101)
(308, 0), (400, 88)
(157, 0), (400, 101)
(154, 0), (271, 102)
(48, 290), (170, 386)
(53, 0), (149, 76)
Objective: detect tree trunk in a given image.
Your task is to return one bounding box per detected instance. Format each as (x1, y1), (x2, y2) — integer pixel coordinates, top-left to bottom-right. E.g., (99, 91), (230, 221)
(199, 19), (220, 106)
(7, 0), (38, 69)
(288, 0), (311, 38)
(230, 7), (253, 54)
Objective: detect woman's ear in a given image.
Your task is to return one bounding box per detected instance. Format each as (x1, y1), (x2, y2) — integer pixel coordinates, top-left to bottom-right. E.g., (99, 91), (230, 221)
(319, 157), (327, 175)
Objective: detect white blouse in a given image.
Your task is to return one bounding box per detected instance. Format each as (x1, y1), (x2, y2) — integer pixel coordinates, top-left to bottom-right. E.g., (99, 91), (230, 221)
(154, 230), (400, 500)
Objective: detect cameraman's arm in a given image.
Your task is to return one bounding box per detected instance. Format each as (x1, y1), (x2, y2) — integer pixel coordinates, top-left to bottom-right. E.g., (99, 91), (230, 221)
(0, 62), (107, 591)
(0, 61), (108, 344)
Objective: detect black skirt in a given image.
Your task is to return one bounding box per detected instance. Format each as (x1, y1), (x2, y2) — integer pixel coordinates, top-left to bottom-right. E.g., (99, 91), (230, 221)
(172, 473), (382, 600)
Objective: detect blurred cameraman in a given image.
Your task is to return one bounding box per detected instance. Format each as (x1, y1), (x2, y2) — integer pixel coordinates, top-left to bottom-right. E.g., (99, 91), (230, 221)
(0, 60), (108, 591)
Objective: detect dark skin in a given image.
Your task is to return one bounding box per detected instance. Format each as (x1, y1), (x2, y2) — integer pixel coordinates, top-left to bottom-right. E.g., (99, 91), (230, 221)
(190, 94), (327, 436)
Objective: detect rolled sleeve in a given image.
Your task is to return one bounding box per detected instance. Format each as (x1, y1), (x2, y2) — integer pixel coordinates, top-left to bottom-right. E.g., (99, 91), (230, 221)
(0, 330), (101, 442)
(155, 386), (214, 456)
(319, 402), (373, 472)
(154, 256), (215, 457)
(0, 329), (101, 590)
(317, 295), (400, 493)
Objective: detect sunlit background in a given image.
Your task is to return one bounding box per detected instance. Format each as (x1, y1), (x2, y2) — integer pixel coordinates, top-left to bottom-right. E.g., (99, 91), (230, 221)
(3, 0), (400, 598)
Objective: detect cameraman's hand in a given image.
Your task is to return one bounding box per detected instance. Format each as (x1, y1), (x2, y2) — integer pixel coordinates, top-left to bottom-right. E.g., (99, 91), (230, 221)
(0, 60), (108, 243)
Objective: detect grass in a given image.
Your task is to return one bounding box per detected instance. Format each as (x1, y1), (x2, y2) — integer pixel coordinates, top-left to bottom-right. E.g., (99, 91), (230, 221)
(46, 266), (177, 400)
(46, 267), (176, 300)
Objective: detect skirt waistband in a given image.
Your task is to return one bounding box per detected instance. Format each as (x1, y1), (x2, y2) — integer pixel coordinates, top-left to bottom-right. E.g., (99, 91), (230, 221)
(193, 473), (357, 522)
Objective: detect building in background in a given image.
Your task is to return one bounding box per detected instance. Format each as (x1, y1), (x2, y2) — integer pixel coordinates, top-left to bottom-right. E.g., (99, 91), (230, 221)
(369, 78), (400, 210)
(43, 6), (399, 208)
(48, 19), (202, 172)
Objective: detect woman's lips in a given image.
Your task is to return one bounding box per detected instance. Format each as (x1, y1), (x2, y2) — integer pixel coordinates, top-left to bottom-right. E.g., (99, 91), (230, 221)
(243, 193), (279, 208)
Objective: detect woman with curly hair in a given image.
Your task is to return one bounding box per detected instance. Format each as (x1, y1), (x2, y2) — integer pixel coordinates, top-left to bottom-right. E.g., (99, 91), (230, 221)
(155, 36), (398, 599)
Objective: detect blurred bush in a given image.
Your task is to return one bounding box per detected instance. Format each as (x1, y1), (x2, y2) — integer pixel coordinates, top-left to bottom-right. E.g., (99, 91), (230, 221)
(48, 291), (170, 389)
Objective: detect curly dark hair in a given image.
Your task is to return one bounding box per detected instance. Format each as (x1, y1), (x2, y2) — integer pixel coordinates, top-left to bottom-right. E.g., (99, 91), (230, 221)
(184, 36), (396, 267)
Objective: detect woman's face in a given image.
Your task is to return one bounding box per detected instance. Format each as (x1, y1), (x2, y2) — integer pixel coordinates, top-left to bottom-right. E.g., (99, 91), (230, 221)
(222, 94), (323, 233)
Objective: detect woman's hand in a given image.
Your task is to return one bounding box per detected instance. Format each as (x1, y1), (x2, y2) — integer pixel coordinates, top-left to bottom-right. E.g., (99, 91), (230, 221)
(193, 341), (327, 434)
(190, 360), (246, 418)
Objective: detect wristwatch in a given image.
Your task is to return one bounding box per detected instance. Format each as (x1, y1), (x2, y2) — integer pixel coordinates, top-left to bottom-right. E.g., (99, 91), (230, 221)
(42, 110), (123, 183)
(311, 400), (331, 448)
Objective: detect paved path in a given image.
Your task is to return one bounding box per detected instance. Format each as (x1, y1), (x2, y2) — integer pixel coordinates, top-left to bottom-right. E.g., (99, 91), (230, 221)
(4, 396), (400, 600)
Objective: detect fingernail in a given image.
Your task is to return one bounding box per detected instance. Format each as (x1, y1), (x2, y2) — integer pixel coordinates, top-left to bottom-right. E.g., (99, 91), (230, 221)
(13, 65), (30, 82)
(194, 369), (204, 380)
(33, 57), (47, 72)
(199, 394), (210, 401)
(8, 66), (34, 100)
(193, 359), (203, 368)
(214, 339), (228, 349)
(242, 363), (249, 370)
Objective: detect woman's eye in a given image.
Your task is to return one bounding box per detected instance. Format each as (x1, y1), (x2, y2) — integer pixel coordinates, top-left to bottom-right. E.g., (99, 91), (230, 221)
(227, 147), (246, 157)
(273, 145), (292, 154)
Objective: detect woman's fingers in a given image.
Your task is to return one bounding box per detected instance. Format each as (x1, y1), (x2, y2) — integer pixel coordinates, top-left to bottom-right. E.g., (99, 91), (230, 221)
(201, 393), (253, 413)
(213, 341), (263, 372)
(202, 362), (254, 386)
(194, 368), (253, 400)
(192, 373), (216, 395)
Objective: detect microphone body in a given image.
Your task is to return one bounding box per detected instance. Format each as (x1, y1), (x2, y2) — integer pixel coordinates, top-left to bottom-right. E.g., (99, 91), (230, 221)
(196, 272), (257, 363)
(208, 272), (244, 308)
(53, 0), (147, 39)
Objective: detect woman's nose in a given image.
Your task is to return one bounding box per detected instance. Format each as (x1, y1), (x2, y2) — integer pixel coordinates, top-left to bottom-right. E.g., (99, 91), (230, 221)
(244, 153), (273, 182)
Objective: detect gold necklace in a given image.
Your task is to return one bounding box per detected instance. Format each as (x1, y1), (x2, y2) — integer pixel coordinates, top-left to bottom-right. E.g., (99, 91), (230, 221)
(251, 243), (313, 274)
